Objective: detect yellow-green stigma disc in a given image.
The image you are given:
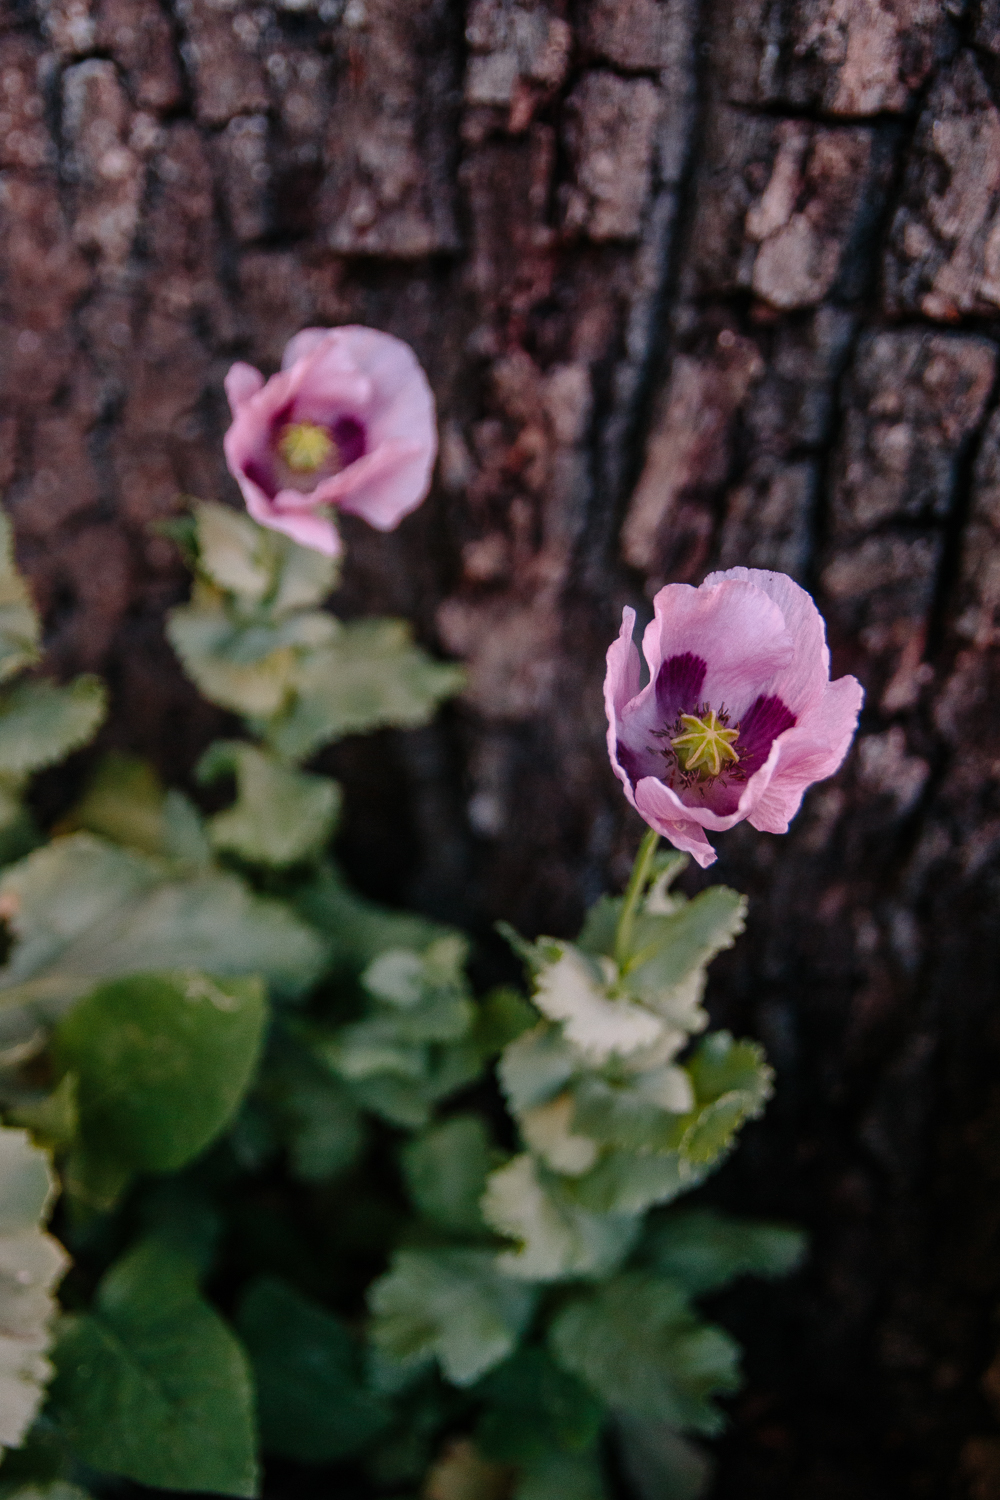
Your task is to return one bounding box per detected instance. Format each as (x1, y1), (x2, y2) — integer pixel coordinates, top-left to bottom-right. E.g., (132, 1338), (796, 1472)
(671, 710), (740, 779)
(278, 420), (335, 473)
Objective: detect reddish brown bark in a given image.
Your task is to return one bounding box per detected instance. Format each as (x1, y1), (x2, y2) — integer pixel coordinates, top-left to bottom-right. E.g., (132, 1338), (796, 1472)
(1, 0), (1000, 1492)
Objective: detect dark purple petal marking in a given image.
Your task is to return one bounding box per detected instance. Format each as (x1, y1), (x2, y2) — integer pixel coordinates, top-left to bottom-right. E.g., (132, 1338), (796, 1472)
(245, 457), (277, 499)
(655, 652), (707, 723)
(616, 739), (647, 789)
(333, 416), (366, 467)
(736, 694), (796, 777)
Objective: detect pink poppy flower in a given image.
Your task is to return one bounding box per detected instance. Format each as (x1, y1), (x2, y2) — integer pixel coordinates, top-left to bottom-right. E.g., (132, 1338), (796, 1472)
(605, 568), (863, 868)
(223, 326), (437, 556)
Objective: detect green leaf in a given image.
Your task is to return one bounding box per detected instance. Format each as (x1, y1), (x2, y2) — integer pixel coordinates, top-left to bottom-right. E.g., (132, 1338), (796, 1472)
(481, 1155), (638, 1282)
(0, 1127), (68, 1454)
(55, 972), (267, 1183)
(68, 754), (168, 857)
(0, 511), (41, 684)
(475, 1347), (603, 1465)
(0, 678), (105, 778)
(568, 1150), (696, 1217)
(200, 742), (340, 868)
(193, 501), (275, 602)
(515, 1450), (608, 1500)
(642, 1209), (806, 1295)
(294, 861), (447, 979)
(49, 1240), (258, 1496)
(260, 1043), (365, 1182)
(549, 1271), (741, 1435)
(0, 833), (325, 1019)
(498, 1024), (578, 1115)
(401, 1115), (493, 1236)
(264, 618), (465, 762)
(167, 587), (322, 717)
(531, 943), (666, 1062)
(368, 1248), (536, 1388)
(615, 1417), (711, 1500)
(193, 500), (337, 610)
(237, 1277), (390, 1462)
(679, 1033), (773, 1169)
(623, 888), (747, 1021)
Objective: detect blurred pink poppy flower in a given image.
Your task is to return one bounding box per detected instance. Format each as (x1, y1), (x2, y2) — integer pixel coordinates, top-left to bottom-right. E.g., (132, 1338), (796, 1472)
(223, 325), (437, 556)
(605, 568), (863, 868)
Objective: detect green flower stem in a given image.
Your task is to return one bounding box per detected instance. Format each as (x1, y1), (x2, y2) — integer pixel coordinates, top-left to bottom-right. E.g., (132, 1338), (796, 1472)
(614, 827), (660, 972)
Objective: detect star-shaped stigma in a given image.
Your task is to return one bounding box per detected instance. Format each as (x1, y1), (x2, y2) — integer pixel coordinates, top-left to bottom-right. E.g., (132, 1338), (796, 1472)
(278, 420), (336, 473)
(670, 709), (740, 779)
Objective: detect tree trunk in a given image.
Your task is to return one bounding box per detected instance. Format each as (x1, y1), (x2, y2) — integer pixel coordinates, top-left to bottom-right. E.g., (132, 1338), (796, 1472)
(3, 0), (1000, 1492)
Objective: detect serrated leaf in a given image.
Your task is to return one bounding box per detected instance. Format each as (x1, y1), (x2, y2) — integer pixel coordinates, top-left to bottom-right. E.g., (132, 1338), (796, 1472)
(0, 678), (105, 778)
(568, 1149), (697, 1217)
(623, 887), (746, 1020)
(481, 1155), (638, 1282)
(237, 1277), (390, 1462)
(167, 592), (302, 717)
(687, 1032), (773, 1109)
(192, 500), (337, 611)
(642, 1208), (806, 1295)
(193, 501), (275, 601)
(498, 1025), (578, 1115)
(549, 1271), (741, 1434)
(401, 1116), (493, 1236)
(0, 513), (40, 685)
(532, 945), (665, 1063)
(368, 1248), (536, 1388)
(68, 754), (168, 857)
(264, 619), (464, 762)
(0, 833), (324, 1019)
(55, 972), (267, 1184)
(200, 742), (340, 867)
(0, 1128), (68, 1454)
(49, 1240), (257, 1496)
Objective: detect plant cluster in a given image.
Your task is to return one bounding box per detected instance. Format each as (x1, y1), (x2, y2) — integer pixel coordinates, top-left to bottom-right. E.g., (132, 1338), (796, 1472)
(0, 322), (864, 1500)
(0, 500), (807, 1500)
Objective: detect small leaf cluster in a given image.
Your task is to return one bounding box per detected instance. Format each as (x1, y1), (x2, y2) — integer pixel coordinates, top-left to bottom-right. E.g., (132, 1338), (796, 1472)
(0, 514), (105, 864)
(0, 505), (804, 1500)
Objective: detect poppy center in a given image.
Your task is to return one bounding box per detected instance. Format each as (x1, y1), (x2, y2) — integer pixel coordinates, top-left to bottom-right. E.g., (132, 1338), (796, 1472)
(277, 420), (338, 474)
(670, 709), (740, 779)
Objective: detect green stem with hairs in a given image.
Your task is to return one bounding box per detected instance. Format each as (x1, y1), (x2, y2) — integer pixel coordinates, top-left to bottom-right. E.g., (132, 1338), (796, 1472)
(614, 827), (660, 972)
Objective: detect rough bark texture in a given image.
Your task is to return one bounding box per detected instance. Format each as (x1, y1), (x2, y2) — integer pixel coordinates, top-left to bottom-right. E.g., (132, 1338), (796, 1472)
(2, 0), (1000, 1493)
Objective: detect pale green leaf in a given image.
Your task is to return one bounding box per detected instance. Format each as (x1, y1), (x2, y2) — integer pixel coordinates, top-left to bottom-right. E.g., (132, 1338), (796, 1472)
(49, 1240), (258, 1496)
(265, 619), (465, 762)
(0, 834), (324, 1019)
(167, 590), (304, 717)
(0, 678), (105, 779)
(498, 1024), (578, 1115)
(368, 1248), (536, 1387)
(0, 1127), (68, 1454)
(549, 1271), (741, 1434)
(237, 1277), (390, 1462)
(567, 1149), (697, 1217)
(481, 1155), (638, 1282)
(532, 944), (665, 1062)
(200, 741), (340, 867)
(624, 888), (747, 1021)
(0, 513), (40, 685)
(56, 972), (267, 1180)
(193, 501), (274, 601)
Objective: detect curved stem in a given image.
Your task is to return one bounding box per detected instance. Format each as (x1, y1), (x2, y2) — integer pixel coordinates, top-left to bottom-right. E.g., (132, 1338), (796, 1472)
(614, 827), (659, 972)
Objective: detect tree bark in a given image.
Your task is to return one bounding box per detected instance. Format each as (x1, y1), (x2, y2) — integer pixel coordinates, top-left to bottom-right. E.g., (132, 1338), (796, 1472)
(2, 0), (1000, 1492)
